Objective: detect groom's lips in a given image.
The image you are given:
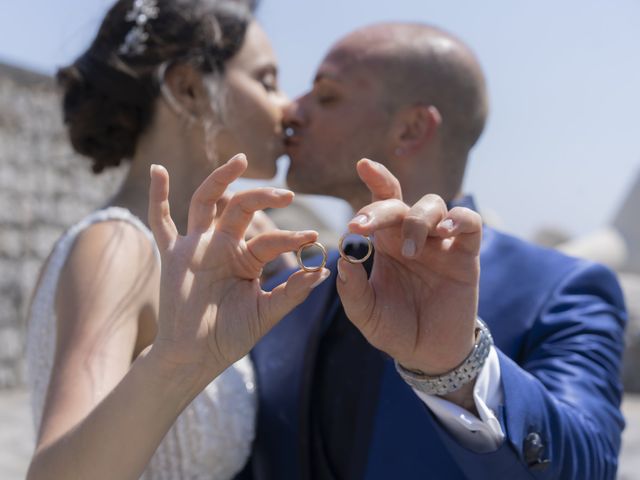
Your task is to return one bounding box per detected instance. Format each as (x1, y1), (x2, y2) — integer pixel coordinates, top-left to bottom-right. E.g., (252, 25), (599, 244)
(284, 135), (302, 150)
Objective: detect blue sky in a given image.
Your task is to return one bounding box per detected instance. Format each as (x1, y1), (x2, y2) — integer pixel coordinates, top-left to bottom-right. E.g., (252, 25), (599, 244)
(1, 0), (639, 238)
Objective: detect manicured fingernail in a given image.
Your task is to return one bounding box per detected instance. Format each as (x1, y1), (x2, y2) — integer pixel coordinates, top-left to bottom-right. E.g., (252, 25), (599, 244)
(351, 214), (371, 225)
(273, 188), (293, 197)
(439, 218), (455, 231)
(337, 261), (346, 282)
(311, 269), (331, 288)
(402, 239), (416, 257)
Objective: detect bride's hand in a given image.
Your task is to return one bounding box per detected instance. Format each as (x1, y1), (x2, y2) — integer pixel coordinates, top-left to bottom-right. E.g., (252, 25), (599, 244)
(245, 211), (299, 280)
(147, 154), (329, 387)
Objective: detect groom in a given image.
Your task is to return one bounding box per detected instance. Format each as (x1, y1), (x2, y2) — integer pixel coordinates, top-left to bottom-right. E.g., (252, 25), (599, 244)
(239, 23), (626, 479)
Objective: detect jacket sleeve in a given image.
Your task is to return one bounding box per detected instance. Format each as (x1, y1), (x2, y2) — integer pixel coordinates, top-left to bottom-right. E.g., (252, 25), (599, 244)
(232, 459), (254, 480)
(432, 261), (627, 480)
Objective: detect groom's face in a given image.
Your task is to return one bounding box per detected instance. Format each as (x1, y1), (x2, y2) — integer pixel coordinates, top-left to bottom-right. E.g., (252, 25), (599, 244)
(283, 44), (393, 205)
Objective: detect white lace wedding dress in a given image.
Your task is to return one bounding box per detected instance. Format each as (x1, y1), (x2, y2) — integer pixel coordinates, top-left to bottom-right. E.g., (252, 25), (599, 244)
(26, 207), (256, 480)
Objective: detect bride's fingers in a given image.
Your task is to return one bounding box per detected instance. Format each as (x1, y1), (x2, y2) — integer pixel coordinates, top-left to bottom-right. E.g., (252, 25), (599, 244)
(149, 164), (178, 252)
(187, 153), (248, 235)
(257, 268), (331, 335)
(216, 188), (295, 240)
(246, 230), (318, 265)
(213, 193), (232, 220)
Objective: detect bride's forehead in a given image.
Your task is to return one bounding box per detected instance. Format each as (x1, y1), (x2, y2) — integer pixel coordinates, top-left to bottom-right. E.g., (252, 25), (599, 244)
(228, 22), (277, 69)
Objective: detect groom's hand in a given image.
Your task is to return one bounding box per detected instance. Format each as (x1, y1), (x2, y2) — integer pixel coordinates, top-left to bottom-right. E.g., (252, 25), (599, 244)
(336, 159), (482, 379)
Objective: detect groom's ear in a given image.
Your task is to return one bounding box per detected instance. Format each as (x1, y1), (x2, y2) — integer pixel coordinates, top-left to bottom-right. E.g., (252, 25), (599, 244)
(391, 105), (442, 158)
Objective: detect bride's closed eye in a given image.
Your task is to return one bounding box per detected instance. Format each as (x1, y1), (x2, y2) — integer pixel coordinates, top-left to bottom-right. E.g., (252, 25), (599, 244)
(256, 69), (278, 92)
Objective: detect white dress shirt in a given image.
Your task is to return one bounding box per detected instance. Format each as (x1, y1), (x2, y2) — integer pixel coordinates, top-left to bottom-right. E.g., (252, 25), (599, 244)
(413, 346), (505, 453)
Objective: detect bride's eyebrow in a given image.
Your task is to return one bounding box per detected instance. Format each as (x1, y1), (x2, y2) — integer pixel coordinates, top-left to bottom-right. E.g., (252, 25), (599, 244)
(253, 62), (278, 76)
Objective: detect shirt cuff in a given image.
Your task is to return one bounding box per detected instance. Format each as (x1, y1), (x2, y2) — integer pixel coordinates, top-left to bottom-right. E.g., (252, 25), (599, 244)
(413, 346), (505, 453)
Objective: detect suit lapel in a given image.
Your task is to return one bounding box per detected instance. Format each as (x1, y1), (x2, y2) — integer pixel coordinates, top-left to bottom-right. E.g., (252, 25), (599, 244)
(251, 251), (341, 479)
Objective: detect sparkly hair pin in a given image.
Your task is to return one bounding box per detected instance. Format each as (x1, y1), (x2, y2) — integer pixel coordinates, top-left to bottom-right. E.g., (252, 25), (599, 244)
(118, 0), (160, 56)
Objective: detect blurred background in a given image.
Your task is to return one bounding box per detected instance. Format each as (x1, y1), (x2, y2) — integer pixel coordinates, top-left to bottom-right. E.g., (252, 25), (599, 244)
(1, 0), (639, 478)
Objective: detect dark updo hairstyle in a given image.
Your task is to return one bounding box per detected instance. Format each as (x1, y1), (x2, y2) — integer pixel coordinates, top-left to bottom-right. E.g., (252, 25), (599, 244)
(58, 0), (256, 173)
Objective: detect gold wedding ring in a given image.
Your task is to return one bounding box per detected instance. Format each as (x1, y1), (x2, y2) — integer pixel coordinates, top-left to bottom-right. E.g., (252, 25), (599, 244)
(296, 241), (328, 272)
(338, 233), (373, 264)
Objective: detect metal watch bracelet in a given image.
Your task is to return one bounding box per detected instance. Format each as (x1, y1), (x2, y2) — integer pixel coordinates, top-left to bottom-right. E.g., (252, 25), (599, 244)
(394, 319), (494, 396)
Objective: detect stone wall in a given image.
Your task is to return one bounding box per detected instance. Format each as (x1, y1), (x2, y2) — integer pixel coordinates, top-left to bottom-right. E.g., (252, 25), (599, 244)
(0, 63), (125, 388)
(0, 62), (337, 390)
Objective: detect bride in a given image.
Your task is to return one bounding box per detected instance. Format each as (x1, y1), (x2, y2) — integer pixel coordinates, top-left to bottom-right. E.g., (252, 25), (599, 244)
(25, 0), (329, 478)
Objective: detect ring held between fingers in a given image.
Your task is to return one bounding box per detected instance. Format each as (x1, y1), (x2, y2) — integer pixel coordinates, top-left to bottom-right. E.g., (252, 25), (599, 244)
(338, 234), (373, 264)
(296, 241), (328, 272)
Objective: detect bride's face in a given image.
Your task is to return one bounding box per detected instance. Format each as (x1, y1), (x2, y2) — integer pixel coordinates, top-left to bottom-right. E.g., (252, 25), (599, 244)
(214, 22), (289, 179)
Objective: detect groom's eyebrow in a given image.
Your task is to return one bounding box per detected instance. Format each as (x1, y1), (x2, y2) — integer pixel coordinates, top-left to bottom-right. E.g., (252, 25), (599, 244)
(313, 72), (340, 84)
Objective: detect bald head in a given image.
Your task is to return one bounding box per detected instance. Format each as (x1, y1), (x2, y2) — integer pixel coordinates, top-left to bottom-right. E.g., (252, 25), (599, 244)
(284, 22), (489, 207)
(328, 23), (488, 155)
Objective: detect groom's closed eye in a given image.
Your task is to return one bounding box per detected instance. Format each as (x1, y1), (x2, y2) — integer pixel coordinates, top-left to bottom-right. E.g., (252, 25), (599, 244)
(313, 83), (340, 106)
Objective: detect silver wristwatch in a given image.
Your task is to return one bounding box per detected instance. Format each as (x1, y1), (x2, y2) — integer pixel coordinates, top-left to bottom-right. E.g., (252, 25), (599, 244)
(394, 319), (494, 396)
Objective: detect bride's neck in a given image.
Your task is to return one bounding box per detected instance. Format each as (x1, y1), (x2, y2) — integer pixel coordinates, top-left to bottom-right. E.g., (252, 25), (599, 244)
(110, 117), (212, 233)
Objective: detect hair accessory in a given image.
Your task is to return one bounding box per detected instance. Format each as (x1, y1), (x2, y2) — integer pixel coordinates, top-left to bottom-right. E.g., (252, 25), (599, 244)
(338, 234), (373, 264)
(296, 242), (328, 272)
(119, 0), (160, 56)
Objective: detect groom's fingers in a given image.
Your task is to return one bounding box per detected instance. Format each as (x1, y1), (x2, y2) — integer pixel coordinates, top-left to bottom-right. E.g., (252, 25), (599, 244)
(149, 164), (178, 252)
(216, 188), (294, 240)
(335, 258), (376, 336)
(347, 199), (409, 236)
(356, 158), (403, 202)
(400, 194), (448, 258)
(187, 153), (248, 235)
(434, 206), (483, 254)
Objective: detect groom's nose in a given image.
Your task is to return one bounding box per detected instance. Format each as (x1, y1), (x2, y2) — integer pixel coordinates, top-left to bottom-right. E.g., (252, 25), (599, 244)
(282, 95), (307, 131)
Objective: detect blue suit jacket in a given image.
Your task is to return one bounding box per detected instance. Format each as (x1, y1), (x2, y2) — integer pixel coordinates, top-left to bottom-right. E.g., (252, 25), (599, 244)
(241, 225), (626, 479)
